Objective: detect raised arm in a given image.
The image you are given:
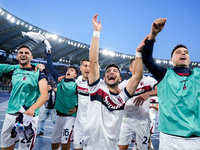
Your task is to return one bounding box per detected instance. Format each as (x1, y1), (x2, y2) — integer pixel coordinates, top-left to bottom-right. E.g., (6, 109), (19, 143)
(148, 18), (167, 40)
(125, 36), (147, 96)
(89, 14), (102, 84)
(47, 50), (60, 83)
(142, 18), (167, 82)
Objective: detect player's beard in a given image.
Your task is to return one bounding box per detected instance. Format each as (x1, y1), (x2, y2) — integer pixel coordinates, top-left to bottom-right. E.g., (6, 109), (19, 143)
(105, 78), (120, 89)
(18, 59), (30, 66)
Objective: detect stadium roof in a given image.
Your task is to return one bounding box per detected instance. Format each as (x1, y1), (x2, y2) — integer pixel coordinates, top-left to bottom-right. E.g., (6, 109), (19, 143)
(0, 6), (199, 73)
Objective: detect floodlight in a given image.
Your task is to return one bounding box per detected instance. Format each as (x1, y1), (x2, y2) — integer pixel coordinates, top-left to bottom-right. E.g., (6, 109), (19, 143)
(58, 38), (62, 43)
(10, 17), (15, 23)
(29, 26), (32, 30)
(156, 60), (161, 64)
(102, 50), (108, 55)
(7, 14), (11, 20)
(45, 33), (50, 39)
(163, 60), (168, 64)
(16, 20), (20, 25)
(1, 11), (5, 16)
(52, 34), (58, 40)
(108, 51), (115, 57)
(122, 54), (126, 58)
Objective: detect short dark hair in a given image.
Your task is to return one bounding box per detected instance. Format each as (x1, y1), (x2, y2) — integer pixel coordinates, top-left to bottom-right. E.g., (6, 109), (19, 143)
(80, 58), (89, 66)
(105, 63), (121, 75)
(68, 66), (79, 75)
(129, 58), (135, 66)
(171, 44), (188, 58)
(17, 45), (32, 52)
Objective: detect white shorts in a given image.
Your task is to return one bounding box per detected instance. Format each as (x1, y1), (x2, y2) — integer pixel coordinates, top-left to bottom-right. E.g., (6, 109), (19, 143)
(118, 121), (150, 150)
(159, 132), (200, 150)
(1, 113), (38, 150)
(52, 116), (76, 144)
(149, 107), (158, 134)
(149, 113), (156, 134)
(74, 119), (85, 149)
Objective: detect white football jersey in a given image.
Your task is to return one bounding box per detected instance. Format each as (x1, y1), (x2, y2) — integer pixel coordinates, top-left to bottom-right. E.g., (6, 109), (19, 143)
(119, 76), (157, 124)
(83, 78), (131, 150)
(75, 75), (90, 127)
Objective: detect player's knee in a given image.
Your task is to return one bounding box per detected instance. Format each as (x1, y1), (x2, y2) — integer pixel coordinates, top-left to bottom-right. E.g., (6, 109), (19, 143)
(51, 143), (60, 149)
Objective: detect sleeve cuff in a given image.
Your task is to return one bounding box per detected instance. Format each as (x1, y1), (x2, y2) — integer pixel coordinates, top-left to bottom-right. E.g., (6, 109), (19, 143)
(124, 87), (132, 98)
(88, 78), (100, 87)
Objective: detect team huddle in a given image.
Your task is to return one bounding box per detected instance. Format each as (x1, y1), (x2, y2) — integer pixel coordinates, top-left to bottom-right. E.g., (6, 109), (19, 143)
(0, 14), (200, 150)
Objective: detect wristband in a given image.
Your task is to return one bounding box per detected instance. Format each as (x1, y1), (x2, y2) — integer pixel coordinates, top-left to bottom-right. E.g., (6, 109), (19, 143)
(93, 31), (100, 38)
(135, 51), (142, 57)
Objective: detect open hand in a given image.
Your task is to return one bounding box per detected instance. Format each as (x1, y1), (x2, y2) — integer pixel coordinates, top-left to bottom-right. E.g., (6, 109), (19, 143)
(92, 14), (102, 32)
(136, 36), (149, 52)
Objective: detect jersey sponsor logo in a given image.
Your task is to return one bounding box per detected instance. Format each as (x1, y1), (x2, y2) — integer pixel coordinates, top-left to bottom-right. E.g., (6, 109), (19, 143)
(90, 89), (125, 111)
(77, 86), (89, 96)
(135, 85), (152, 94)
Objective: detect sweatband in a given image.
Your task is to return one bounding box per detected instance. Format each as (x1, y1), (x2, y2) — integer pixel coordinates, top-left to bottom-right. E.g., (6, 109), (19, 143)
(93, 31), (100, 38)
(135, 51), (142, 57)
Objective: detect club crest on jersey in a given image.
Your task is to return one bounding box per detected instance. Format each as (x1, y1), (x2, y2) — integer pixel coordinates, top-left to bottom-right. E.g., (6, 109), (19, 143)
(183, 85), (186, 90)
(140, 81), (144, 86)
(23, 76), (27, 80)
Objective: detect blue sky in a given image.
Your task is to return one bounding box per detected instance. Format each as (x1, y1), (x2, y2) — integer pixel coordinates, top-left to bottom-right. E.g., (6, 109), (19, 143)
(0, 0), (200, 61)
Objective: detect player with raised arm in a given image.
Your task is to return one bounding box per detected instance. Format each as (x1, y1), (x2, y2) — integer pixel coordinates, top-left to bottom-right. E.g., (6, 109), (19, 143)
(136, 18), (200, 149)
(47, 49), (78, 150)
(82, 14), (144, 150)
(118, 58), (157, 150)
